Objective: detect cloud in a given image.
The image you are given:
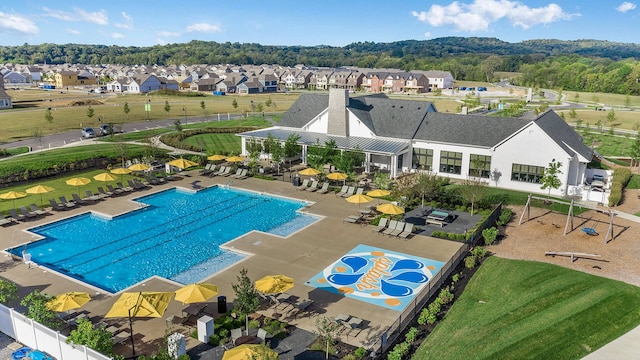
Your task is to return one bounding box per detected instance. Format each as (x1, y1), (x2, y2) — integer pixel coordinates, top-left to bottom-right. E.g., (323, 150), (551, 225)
(412, 0), (577, 32)
(186, 23), (222, 33)
(0, 12), (39, 35)
(157, 30), (181, 37)
(115, 12), (134, 29)
(112, 32), (125, 39)
(424, 32), (432, 39)
(66, 28), (81, 35)
(42, 7), (108, 25)
(616, 2), (636, 13)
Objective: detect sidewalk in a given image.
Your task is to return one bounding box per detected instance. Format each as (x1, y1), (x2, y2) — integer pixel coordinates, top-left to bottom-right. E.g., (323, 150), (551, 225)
(582, 325), (640, 359)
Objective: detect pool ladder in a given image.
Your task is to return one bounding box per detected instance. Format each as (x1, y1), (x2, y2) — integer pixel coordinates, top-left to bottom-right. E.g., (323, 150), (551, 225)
(224, 180), (233, 188)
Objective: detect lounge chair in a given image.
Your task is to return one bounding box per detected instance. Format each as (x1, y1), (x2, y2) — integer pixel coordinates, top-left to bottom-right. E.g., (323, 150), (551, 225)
(59, 196), (77, 208)
(335, 185), (349, 197)
(20, 206), (40, 219)
(29, 204), (50, 216)
(341, 186), (356, 197)
(49, 198), (68, 211)
(257, 328), (268, 343)
(388, 221), (406, 236)
(355, 187), (364, 194)
(210, 166), (226, 177)
(295, 179), (310, 190)
(316, 182), (330, 194)
(127, 179), (141, 191)
(232, 169), (249, 179)
(117, 182), (135, 192)
(106, 185), (124, 196)
(371, 217), (388, 233)
(97, 187), (114, 198)
(71, 193), (90, 205)
(305, 180), (319, 191)
(231, 328), (243, 343)
(383, 221), (403, 236)
(199, 163), (214, 176)
(397, 223), (414, 238)
(0, 214), (15, 226)
(87, 190), (107, 201)
(133, 179), (150, 190)
(343, 215), (363, 224)
(9, 209), (28, 222)
(228, 168), (243, 178)
(160, 170), (178, 181)
(381, 220), (399, 235)
(144, 174), (160, 185)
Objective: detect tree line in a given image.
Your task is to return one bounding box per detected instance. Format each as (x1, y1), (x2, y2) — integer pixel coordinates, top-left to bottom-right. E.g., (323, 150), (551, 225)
(3, 37), (640, 94)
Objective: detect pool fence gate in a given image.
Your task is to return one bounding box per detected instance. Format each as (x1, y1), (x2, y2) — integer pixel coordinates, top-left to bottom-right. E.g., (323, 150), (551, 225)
(374, 203), (503, 355)
(0, 304), (111, 360)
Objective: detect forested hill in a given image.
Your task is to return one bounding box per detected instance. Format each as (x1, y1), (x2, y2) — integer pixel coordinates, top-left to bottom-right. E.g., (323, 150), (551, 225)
(2, 37), (640, 67)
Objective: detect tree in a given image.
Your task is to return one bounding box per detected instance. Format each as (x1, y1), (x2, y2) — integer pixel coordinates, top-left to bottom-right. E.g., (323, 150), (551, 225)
(32, 128), (43, 149)
(200, 100), (208, 119)
(21, 290), (62, 330)
(568, 108), (577, 119)
(314, 316), (342, 360)
(480, 55), (503, 82)
(231, 268), (259, 331)
(164, 100), (171, 116)
(265, 97), (272, 107)
(44, 108), (54, 127)
(87, 106), (95, 121)
(246, 137), (263, 175)
(271, 141), (284, 176)
(123, 101), (130, 120)
(173, 119), (183, 132)
(540, 159), (563, 198)
(458, 178), (487, 215)
(262, 133), (277, 165)
(630, 131), (640, 168)
(0, 277), (18, 304)
(283, 133), (301, 170)
(606, 109), (617, 127)
(255, 102), (264, 116)
(232, 98), (238, 109)
(67, 318), (115, 356)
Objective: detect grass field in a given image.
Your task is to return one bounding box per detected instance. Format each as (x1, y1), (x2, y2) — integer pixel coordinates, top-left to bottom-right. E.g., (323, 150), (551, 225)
(181, 133), (241, 154)
(557, 109), (640, 131)
(577, 131), (636, 157)
(415, 257), (640, 360)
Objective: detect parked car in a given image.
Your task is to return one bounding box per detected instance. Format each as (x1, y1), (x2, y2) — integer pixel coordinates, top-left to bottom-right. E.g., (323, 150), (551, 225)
(99, 124), (113, 136)
(81, 127), (96, 138)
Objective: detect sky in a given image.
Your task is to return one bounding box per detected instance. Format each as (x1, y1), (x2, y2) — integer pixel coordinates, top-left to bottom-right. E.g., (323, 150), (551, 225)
(1, 1), (639, 47)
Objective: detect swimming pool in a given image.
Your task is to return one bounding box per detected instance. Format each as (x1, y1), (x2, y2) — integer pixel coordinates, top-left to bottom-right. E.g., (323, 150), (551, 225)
(9, 187), (319, 293)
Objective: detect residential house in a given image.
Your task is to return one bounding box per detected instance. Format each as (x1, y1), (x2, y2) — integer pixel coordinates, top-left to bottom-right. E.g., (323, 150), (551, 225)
(237, 78), (263, 94)
(309, 70), (333, 90)
(238, 89), (593, 197)
(128, 74), (161, 93)
(27, 66), (42, 82)
(190, 77), (221, 92)
(414, 70), (454, 91)
(258, 73), (278, 92)
(294, 70), (313, 89)
(2, 70), (29, 84)
(345, 72), (365, 91)
(54, 70), (97, 88)
(0, 73), (12, 109)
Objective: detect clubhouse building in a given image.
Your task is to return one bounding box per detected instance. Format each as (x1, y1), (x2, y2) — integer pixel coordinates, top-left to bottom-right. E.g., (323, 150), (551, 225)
(239, 89), (594, 197)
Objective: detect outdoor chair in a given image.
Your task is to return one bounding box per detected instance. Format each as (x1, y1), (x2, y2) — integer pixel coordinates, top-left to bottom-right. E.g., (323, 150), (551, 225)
(144, 174), (161, 185)
(384, 221), (404, 236)
(228, 168), (243, 178)
(210, 166), (226, 177)
(355, 187), (364, 194)
(49, 199), (68, 211)
(397, 222), (414, 238)
(9, 209), (28, 222)
(316, 182), (330, 194)
(232, 169), (248, 179)
(343, 214), (363, 224)
(335, 185), (349, 197)
(382, 220), (399, 235)
(231, 328), (243, 343)
(257, 328), (268, 343)
(133, 179), (150, 190)
(341, 186), (356, 197)
(106, 185), (124, 196)
(97, 187), (114, 197)
(117, 182), (134, 192)
(388, 221), (406, 237)
(219, 167), (233, 177)
(71, 193), (90, 205)
(199, 163), (213, 176)
(295, 179), (310, 190)
(305, 180), (319, 191)
(59, 196), (77, 208)
(20, 206), (40, 219)
(29, 204), (49, 216)
(160, 170), (178, 181)
(0, 215), (15, 226)
(371, 217), (388, 233)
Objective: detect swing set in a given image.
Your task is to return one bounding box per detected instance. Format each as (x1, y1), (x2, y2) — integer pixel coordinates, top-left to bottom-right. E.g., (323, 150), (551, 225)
(519, 194), (616, 243)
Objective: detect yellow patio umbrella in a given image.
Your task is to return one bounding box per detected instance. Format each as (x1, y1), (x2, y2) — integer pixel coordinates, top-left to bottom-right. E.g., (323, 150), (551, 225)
(166, 158), (198, 169)
(207, 154), (227, 161)
(46, 292), (91, 312)
(298, 167), (321, 176)
(26, 185), (54, 208)
(105, 291), (174, 356)
(93, 172), (118, 182)
(225, 156), (244, 163)
(346, 194), (373, 205)
(65, 177), (92, 187)
(255, 275), (294, 294)
(222, 344), (277, 360)
(128, 163), (150, 172)
(0, 190), (27, 209)
(326, 172), (348, 181)
(111, 168), (133, 175)
(376, 203), (405, 216)
(367, 189), (390, 197)
(174, 283), (219, 304)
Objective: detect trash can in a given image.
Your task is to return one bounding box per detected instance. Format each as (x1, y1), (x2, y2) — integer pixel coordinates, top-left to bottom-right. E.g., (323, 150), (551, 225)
(292, 176), (301, 187)
(217, 295), (227, 313)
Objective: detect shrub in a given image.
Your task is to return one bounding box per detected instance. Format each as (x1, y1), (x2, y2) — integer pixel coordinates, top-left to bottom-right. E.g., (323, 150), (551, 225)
(208, 333), (221, 346)
(482, 227), (499, 245)
(343, 355), (357, 360)
(417, 308), (430, 325)
(452, 273), (460, 283)
(405, 327), (419, 343)
(471, 246), (487, 258)
(428, 300), (441, 316)
(248, 319), (260, 330)
(465, 255), (477, 268)
(438, 286), (454, 305)
(354, 347), (368, 359)
(388, 341), (410, 360)
(497, 208), (513, 226)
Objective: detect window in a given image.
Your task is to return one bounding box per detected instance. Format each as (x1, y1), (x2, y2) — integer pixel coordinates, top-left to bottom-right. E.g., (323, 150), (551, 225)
(412, 148), (433, 170)
(511, 163), (544, 183)
(439, 151), (462, 174)
(469, 154), (491, 178)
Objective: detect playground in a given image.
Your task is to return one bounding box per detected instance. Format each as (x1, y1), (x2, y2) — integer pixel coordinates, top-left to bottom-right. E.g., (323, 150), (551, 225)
(492, 203), (640, 287)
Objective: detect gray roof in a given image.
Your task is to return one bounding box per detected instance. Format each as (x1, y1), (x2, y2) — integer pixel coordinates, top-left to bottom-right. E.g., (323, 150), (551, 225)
(278, 93), (436, 139)
(534, 110), (593, 160)
(239, 128), (409, 155)
(413, 112), (531, 147)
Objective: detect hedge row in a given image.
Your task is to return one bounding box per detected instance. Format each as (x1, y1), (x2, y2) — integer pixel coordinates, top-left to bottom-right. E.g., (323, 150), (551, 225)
(608, 168), (632, 207)
(161, 126), (260, 153)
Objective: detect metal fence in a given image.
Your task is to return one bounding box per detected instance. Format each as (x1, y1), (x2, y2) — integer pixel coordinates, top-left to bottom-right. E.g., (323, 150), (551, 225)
(374, 203), (504, 355)
(0, 304), (111, 360)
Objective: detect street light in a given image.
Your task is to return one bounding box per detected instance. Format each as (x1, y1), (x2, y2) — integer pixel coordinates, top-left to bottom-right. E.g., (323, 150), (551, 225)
(182, 106), (187, 125)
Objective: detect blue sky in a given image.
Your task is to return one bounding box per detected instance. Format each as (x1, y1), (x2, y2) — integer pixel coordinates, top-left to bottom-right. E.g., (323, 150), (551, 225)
(1, 1), (639, 47)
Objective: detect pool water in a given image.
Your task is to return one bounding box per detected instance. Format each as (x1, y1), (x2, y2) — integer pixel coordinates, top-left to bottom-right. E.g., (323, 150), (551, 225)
(10, 187), (318, 293)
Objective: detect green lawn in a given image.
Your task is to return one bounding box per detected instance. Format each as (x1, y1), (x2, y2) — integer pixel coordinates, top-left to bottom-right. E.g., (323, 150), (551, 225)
(181, 133), (241, 154)
(415, 257), (640, 360)
(627, 174), (640, 189)
(578, 131), (636, 157)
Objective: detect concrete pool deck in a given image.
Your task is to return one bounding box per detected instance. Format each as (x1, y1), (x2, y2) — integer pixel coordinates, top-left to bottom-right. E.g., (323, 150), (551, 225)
(0, 172), (463, 356)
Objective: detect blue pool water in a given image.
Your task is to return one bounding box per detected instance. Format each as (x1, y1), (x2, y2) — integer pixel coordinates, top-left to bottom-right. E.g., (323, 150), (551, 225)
(9, 187), (319, 293)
